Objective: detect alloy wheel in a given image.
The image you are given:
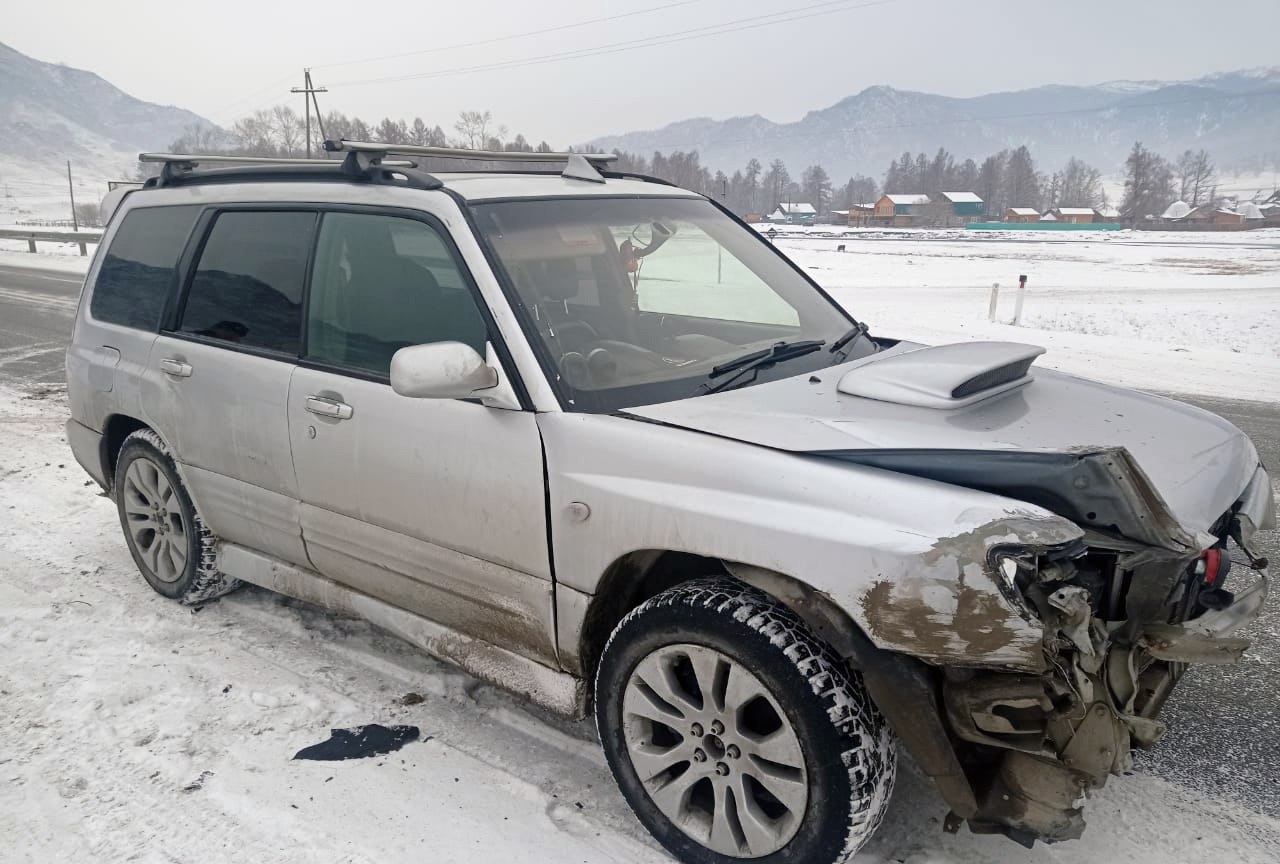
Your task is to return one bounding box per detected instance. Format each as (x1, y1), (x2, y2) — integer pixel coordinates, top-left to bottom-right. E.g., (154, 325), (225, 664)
(622, 643), (808, 858)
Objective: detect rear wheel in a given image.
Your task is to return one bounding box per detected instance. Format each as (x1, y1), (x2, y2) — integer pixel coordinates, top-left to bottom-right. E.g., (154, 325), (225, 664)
(595, 578), (895, 864)
(114, 428), (239, 605)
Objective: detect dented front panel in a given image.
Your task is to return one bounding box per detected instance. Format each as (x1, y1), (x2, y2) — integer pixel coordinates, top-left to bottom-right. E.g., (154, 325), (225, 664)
(541, 412), (1083, 670)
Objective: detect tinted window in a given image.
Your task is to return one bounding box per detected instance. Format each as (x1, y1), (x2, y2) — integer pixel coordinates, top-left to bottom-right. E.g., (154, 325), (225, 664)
(179, 211), (316, 354)
(306, 213), (487, 376)
(90, 205), (201, 330)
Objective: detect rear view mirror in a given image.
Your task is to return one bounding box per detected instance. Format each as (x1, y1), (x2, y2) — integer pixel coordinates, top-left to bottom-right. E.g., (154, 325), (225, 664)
(390, 342), (498, 399)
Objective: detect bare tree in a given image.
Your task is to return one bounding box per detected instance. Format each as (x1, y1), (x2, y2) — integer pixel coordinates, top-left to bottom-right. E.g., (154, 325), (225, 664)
(270, 106), (303, 156)
(1057, 157), (1103, 208)
(232, 109), (278, 155)
(1176, 149), (1216, 206)
(453, 110), (505, 149)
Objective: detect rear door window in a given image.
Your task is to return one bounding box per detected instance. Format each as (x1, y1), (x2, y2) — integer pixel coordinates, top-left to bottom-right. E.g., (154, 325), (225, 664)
(178, 211), (316, 354)
(90, 205), (201, 330)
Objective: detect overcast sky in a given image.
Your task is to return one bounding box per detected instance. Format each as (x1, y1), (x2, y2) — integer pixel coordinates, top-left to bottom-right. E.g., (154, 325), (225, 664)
(7, 0), (1279, 145)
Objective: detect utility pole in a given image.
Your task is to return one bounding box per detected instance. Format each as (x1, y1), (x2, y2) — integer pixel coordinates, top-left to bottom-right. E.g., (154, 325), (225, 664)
(291, 69), (328, 158)
(67, 161), (78, 231)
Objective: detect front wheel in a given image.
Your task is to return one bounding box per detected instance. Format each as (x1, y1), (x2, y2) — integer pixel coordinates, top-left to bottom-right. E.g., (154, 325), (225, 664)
(595, 578), (895, 864)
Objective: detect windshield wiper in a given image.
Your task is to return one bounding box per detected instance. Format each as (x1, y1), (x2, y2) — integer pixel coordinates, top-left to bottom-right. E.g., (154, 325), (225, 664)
(698, 339), (825, 395)
(829, 320), (871, 357)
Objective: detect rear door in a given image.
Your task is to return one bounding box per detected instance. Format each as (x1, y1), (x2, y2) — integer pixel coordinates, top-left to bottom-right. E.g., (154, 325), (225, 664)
(68, 204), (203, 433)
(141, 209), (316, 566)
(286, 206), (556, 664)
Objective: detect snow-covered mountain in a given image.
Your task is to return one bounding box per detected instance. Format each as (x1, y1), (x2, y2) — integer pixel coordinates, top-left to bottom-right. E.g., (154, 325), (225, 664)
(0, 40), (214, 214)
(589, 69), (1280, 180)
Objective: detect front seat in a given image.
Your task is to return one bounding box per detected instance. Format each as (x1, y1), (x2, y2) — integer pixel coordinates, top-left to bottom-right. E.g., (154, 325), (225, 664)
(340, 222), (445, 372)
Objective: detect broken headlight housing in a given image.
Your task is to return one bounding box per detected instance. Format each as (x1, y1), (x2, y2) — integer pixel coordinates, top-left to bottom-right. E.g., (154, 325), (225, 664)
(989, 540), (1086, 621)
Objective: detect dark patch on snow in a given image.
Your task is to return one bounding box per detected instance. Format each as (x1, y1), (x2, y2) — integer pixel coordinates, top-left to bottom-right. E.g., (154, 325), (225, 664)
(293, 724), (420, 761)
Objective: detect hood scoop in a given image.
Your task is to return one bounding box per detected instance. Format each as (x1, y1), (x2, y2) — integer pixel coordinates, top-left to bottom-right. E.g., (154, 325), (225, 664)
(837, 341), (1045, 409)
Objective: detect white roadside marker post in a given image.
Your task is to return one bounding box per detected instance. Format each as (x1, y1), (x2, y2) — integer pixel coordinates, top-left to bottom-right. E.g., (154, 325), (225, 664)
(988, 282), (1000, 321)
(1012, 274), (1027, 326)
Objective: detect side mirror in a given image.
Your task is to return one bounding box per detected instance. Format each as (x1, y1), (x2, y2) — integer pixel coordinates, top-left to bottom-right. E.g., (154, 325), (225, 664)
(390, 342), (498, 399)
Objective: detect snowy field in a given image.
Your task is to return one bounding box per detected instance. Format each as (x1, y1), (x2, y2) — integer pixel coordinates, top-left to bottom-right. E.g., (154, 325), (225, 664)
(3, 386), (1279, 864)
(2, 229), (1280, 863)
(764, 226), (1280, 402)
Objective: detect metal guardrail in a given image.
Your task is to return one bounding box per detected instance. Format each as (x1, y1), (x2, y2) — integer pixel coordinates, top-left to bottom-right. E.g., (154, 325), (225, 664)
(0, 228), (103, 256)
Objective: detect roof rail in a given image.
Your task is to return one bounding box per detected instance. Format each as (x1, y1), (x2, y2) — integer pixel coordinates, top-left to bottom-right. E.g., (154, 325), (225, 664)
(137, 151), (424, 188)
(324, 139), (616, 183)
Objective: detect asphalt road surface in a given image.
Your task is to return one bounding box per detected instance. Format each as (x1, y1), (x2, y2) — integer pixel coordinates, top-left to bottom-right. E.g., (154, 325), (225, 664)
(2, 261), (1277, 816)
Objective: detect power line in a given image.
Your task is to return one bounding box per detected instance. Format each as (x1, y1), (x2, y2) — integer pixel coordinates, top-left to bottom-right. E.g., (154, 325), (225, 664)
(202, 1), (708, 122)
(208, 70), (303, 121)
(314, 0), (706, 71)
(328, 0), (902, 88)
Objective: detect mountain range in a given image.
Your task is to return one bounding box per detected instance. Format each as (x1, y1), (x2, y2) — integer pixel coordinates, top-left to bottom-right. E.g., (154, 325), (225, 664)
(589, 69), (1280, 182)
(2, 35), (1277, 204)
(0, 41), (210, 203)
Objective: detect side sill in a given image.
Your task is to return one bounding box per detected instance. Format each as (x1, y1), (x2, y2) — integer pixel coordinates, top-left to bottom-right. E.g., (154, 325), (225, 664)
(218, 541), (587, 718)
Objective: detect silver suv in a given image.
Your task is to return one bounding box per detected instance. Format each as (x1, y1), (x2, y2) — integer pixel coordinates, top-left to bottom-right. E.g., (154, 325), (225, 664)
(67, 142), (1273, 863)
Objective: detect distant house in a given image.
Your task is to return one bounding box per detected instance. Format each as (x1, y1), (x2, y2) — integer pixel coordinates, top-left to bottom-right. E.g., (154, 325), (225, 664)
(1237, 202), (1265, 221)
(1160, 201), (1193, 221)
(769, 202), (817, 224)
(934, 192), (985, 221)
(873, 193), (930, 227)
(1051, 207), (1096, 224)
(1039, 211), (1058, 222)
(1185, 206), (1244, 226)
(1095, 205), (1121, 221)
(848, 202), (875, 226)
(1005, 207), (1040, 223)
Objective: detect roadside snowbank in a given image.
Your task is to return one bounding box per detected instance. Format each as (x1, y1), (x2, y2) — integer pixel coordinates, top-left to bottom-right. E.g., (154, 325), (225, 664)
(0, 246), (93, 273)
(3, 387), (1279, 863)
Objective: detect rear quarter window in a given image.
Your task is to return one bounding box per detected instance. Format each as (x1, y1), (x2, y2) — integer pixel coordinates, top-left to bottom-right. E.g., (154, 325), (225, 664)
(90, 205), (202, 330)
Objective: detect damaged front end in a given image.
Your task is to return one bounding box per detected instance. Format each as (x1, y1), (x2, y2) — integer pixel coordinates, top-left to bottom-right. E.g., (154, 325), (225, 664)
(935, 478), (1272, 845)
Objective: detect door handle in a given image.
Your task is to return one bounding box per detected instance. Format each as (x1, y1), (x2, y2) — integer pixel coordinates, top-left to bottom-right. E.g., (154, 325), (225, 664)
(305, 395), (354, 420)
(160, 358), (193, 378)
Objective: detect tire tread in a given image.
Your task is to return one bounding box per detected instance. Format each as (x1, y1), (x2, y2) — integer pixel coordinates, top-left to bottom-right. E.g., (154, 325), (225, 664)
(598, 577), (896, 863)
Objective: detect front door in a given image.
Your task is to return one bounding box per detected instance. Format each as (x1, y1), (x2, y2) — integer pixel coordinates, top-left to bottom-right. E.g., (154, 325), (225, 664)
(142, 209), (316, 566)
(286, 208), (555, 664)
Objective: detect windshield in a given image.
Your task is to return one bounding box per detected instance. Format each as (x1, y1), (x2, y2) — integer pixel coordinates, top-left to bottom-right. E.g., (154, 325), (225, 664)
(470, 196), (874, 411)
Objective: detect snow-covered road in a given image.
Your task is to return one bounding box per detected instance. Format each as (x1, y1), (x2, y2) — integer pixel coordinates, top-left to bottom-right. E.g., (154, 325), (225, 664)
(3, 387), (1280, 863)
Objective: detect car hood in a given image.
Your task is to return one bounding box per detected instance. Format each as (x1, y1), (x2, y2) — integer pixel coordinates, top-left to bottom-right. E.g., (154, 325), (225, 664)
(624, 341), (1264, 549)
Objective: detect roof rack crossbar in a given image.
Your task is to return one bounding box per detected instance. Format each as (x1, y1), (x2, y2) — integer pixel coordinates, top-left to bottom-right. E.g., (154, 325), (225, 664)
(139, 152), (343, 166)
(323, 139), (618, 166)
(138, 151), (420, 187)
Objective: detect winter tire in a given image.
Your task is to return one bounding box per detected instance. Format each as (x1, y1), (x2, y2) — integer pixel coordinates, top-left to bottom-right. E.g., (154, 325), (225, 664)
(114, 428), (239, 605)
(595, 578), (895, 864)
